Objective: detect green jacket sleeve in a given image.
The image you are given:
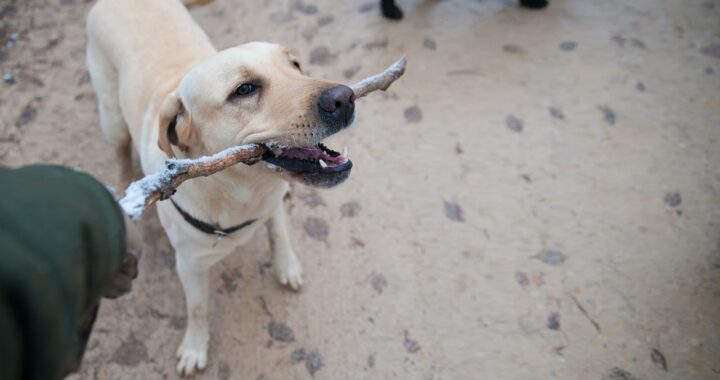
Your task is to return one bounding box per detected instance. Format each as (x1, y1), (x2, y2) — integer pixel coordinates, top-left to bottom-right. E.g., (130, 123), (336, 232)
(0, 165), (126, 380)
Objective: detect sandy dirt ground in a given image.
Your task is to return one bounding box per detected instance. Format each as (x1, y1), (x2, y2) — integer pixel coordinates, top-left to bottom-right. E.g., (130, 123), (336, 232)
(1, 0), (720, 379)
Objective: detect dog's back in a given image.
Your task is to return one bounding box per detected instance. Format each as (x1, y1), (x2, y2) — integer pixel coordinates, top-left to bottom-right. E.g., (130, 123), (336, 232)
(86, 0), (216, 159)
(87, 0), (215, 74)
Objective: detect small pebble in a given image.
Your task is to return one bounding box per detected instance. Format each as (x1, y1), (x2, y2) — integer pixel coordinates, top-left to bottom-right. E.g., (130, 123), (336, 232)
(505, 115), (524, 133)
(503, 44), (524, 54)
(368, 354), (376, 368)
(339, 201), (361, 218)
(317, 15), (334, 27)
(359, 2), (375, 13)
(268, 321), (295, 342)
(700, 43), (720, 59)
(559, 41), (578, 51)
(403, 330), (421, 353)
(423, 38), (437, 50)
(535, 249), (566, 266)
(3, 73), (15, 85)
(404, 106), (423, 123)
(549, 107), (565, 120)
(599, 106), (616, 125)
(370, 272), (388, 294)
(443, 201), (464, 222)
(664, 192), (682, 208)
(547, 312), (561, 330)
(16, 104), (38, 128)
(604, 367), (640, 380)
(305, 351), (324, 376)
(650, 348), (668, 372)
(515, 271), (529, 287)
(612, 35), (627, 47)
(630, 39), (646, 49)
(291, 348), (306, 364)
(309, 46), (333, 65)
(304, 217), (329, 241)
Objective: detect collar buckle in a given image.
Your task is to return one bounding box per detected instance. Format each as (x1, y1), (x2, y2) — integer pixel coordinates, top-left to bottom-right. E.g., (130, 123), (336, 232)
(212, 230), (227, 247)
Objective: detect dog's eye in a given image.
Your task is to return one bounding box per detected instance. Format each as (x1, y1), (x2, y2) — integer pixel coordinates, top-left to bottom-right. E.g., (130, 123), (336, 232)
(292, 61), (302, 71)
(232, 83), (259, 97)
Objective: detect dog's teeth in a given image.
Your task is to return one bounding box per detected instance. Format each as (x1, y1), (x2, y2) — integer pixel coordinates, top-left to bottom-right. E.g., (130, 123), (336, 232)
(319, 159), (328, 168)
(343, 146), (348, 159)
(271, 146), (282, 156)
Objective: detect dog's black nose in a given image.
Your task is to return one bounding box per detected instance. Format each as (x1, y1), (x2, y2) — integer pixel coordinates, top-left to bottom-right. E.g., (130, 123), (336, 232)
(318, 85), (355, 125)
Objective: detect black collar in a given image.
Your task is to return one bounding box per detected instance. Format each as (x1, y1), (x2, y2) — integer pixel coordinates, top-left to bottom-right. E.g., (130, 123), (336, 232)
(171, 198), (256, 236)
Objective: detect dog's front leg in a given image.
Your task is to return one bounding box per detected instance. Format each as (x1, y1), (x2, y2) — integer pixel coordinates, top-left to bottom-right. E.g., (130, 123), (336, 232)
(175, 251), (214, 377)
(267, 203), (303, 290)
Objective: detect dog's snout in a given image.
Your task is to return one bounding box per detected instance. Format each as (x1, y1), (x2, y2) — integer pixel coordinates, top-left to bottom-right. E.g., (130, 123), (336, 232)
(318, 85), (355, 125)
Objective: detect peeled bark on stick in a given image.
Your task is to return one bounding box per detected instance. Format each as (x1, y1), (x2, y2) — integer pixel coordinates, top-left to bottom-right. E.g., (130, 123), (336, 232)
(119, 57), (407, 219)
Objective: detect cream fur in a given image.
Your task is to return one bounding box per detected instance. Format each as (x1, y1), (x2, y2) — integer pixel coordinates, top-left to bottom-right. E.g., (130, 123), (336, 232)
(86, 0), (341, 376)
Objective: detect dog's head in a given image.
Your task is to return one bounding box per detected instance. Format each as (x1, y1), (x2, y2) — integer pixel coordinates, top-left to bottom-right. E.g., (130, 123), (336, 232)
(158, 42), (353, 188)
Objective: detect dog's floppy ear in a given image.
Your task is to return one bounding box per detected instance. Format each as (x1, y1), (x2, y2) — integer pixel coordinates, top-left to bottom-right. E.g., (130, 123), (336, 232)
(158, 92), (193, 158)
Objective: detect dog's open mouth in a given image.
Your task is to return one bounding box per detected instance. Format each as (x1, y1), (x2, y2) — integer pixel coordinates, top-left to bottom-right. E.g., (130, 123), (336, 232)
(262, 143), (352, 187)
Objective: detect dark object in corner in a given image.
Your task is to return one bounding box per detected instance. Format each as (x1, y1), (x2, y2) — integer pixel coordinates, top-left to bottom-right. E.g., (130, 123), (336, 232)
(0, 165), (137, 380)
(381, 0), (403, 20)
(520, 0), (549, 9)
(380, 0), (549, 20)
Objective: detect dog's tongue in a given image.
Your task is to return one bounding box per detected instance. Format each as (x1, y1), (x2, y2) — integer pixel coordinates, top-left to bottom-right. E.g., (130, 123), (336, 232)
(278, 145), (348, 168)
(279, 147), (323, 160)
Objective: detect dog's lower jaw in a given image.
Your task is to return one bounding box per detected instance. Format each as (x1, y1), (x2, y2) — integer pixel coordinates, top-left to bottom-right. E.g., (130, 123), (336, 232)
(263, 143), (353, 188)
(295, 166), (352, 188)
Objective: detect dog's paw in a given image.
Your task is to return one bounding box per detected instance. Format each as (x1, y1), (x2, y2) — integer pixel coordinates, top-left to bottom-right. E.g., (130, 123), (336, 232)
(274, 251), (303, 290)
(176, 340), (208, 377)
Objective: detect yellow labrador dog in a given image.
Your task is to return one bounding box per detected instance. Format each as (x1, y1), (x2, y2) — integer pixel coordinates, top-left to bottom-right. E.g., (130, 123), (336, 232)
(86, 0), (353, 376)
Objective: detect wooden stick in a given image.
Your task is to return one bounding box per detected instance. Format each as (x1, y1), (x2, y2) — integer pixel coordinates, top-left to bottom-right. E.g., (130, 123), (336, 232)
(119, 57), (407, 219)
(120, 144), (267, 219)
(351, 57), (406, 98)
